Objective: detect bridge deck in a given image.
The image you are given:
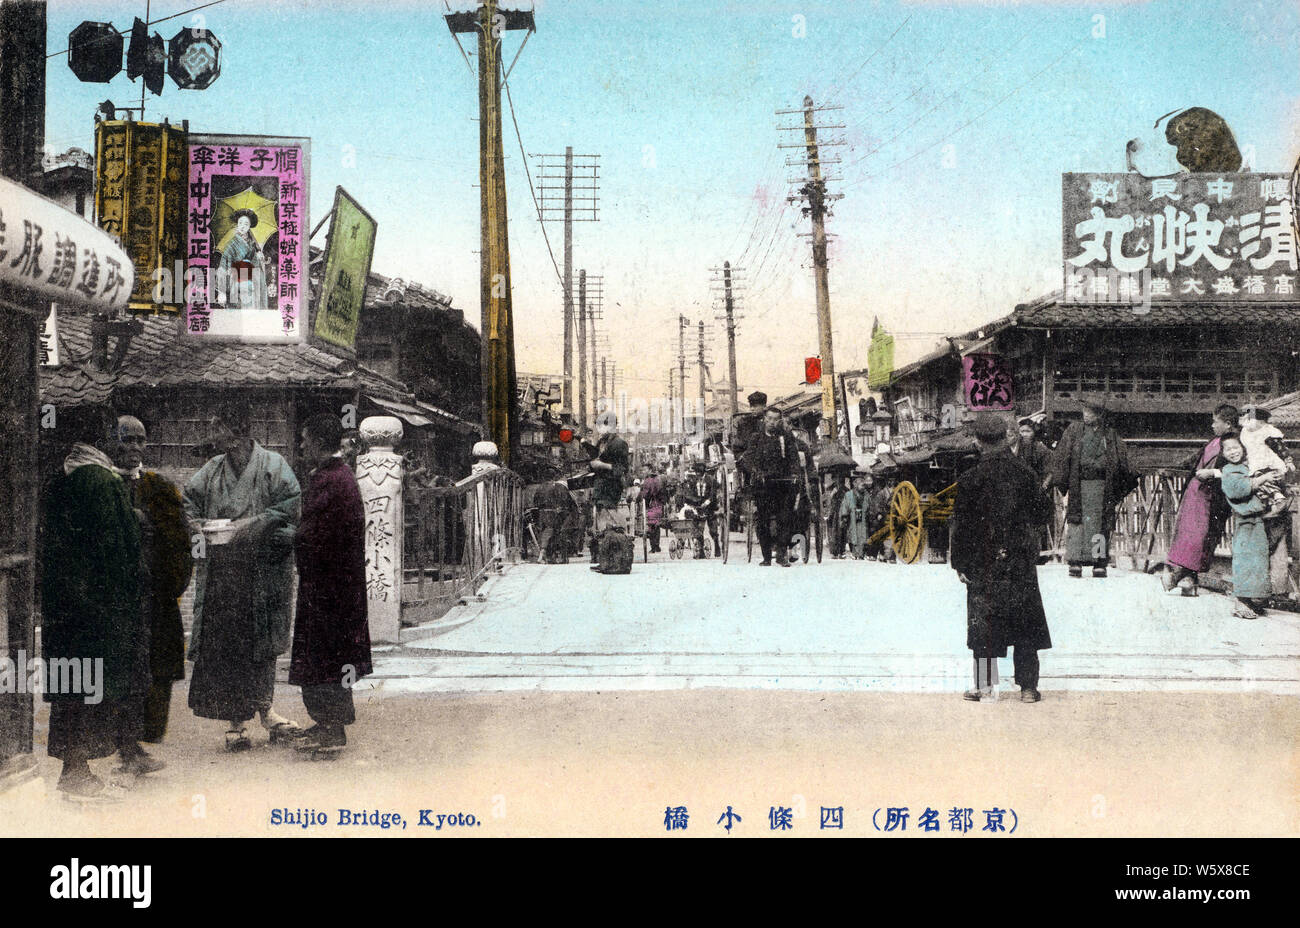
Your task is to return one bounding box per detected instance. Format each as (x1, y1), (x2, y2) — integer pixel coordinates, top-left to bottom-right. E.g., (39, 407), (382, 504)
(372, 554), (1300, 695)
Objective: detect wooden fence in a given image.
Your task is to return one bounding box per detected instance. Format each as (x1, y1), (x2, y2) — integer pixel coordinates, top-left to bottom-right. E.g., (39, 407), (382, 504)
(1050, 471), (1287, 576)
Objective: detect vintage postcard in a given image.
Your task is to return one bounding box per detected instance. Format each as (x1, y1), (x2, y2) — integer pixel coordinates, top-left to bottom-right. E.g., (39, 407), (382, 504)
(1, 0), (1296, 886)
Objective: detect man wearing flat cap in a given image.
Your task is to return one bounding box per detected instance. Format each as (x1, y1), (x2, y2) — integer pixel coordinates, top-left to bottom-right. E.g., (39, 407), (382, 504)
(950, 413), (1053, 702)
(1049, 396), (1136, 578)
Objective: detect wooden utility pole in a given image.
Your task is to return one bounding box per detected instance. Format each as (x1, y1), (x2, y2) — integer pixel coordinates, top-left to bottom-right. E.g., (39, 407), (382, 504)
(803, 96), (837, 437)
(677, 314), (687, 441)
(667, 369), (675, 438)
(723, 262), (739, 422)
(532, 149), (598, 422)
(588, 316), (598, 418)
(779, 95), (844, 438)
(577, 268), (588, 431)
(697, 320), (707, 436)
(562, 146), (573, 417)
(600, 356), (607, 399)
(446, 0), (535, 465)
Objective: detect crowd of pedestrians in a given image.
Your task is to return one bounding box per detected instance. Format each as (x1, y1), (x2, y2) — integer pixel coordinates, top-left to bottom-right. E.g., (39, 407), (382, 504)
(41, 405), (372, 802)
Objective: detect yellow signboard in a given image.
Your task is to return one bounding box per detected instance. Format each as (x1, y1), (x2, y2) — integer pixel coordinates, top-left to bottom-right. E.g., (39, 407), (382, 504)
(94, 120), (188, 313)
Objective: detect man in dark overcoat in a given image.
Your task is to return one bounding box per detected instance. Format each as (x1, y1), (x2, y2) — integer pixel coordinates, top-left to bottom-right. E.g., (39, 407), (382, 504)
(42, 407), (152, 799)
(289, 413), (371, 752)
(950, 413), (1053, 703)
(729, 391), (768, 458)
(112, 416), (194, 749)
(529, 478), (581, 563)
(1049, 397), (1137, 578)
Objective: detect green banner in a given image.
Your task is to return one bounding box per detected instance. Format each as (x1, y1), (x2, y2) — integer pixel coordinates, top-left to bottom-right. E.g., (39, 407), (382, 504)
(867, 328), (895, 389)
(314, 186), (377, 350)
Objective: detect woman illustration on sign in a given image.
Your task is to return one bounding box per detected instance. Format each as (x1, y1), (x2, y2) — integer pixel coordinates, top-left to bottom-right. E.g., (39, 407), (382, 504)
(216, 209), (269, 309)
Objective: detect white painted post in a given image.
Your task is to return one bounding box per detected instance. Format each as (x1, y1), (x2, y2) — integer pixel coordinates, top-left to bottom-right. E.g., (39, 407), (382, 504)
(357, 416), (404, 644)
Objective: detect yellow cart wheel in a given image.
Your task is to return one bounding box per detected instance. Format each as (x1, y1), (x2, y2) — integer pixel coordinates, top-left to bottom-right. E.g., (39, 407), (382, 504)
(890, 481), (925, 564)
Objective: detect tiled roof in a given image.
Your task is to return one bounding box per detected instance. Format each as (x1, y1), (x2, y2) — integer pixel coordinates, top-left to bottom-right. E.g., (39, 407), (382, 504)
(1260, 390), (1300, 428)
(42, 313), (355, 405)
(886, 313), (1016, 385)
(308, 247), (459, 317)
(1013, 300), (1300, 328)
(40, 312), (474, 433)
(768, 389), (822, 414)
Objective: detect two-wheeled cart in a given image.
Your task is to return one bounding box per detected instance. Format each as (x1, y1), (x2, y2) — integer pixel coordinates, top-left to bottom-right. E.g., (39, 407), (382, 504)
(866, 440), (977, 564)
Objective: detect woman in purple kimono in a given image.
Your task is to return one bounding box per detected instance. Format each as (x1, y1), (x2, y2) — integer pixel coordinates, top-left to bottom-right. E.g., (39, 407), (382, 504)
(1163, 404), (1238, 596)
(637, 465), (666, 553)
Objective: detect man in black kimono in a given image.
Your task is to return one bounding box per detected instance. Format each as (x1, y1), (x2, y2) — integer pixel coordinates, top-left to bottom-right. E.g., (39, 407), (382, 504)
(950, 413), (1053, 703)
(289, 413), (371, 754)
(739, 407), (800, 566)
(111, 416), (194, 752)
(1050, 397), (1136, 578)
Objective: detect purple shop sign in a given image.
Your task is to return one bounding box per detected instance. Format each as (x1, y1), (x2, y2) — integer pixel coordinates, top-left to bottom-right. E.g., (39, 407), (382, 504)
(962, 354), (1013, 411)
(184, 134), (310, 340)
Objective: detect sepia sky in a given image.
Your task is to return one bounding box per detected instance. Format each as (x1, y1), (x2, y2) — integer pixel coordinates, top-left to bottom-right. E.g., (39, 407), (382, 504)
(42, 0), (1300, 401)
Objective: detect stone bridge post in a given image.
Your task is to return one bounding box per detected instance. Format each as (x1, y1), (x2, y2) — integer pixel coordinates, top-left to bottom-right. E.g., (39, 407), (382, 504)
(356, 416), (404, 644)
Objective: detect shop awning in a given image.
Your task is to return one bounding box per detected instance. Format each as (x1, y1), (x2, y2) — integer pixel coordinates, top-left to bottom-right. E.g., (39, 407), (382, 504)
(363, 394), (434, 427)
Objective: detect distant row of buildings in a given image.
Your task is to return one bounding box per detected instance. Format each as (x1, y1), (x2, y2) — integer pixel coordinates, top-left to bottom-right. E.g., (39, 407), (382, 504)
(839, 291), (1300, 472)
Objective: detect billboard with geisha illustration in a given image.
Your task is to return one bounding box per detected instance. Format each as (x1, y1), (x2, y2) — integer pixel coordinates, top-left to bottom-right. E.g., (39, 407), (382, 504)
(184, 134), (310, 340)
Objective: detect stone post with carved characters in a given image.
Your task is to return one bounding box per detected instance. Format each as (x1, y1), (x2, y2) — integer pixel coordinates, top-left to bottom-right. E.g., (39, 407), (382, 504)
(356, 416), (404, 643)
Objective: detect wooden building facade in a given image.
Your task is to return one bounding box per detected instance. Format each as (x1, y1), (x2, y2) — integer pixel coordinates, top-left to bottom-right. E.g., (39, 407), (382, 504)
(874, 295), (1300, 468)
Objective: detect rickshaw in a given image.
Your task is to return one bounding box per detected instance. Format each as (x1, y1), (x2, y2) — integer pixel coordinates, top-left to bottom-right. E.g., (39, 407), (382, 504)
(787, 427), (823, 564)
(635, 444), (732, 563)
(865, 436), (979, 564)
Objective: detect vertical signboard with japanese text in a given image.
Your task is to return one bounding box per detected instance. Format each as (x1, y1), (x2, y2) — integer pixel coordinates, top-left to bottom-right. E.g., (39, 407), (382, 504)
(39, 306), (60, 366)
(1063, 172), (1297, 303)
(184, 134), (310, 341)
(313, 186), (376, 351)
(93, 120), (187, 312)
(962, 355), (1013, 410)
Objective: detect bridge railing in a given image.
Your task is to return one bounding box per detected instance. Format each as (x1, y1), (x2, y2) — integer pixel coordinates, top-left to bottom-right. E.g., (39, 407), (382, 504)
(356, 416), (525, 641)
(402, 467), (525, 622)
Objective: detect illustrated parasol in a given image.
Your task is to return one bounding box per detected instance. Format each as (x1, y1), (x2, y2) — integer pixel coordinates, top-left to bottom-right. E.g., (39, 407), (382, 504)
(213, 187), (277, 253)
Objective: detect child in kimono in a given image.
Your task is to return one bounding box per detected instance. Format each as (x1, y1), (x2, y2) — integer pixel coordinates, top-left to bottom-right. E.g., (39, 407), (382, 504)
(1219, 435), (1271, 619)
(1239, 409), (1291, 514)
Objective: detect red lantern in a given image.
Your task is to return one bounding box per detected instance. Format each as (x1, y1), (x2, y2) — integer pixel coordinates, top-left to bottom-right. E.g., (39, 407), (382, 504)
(805, 357), (822, 384)
(558, 427), (574, 443)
